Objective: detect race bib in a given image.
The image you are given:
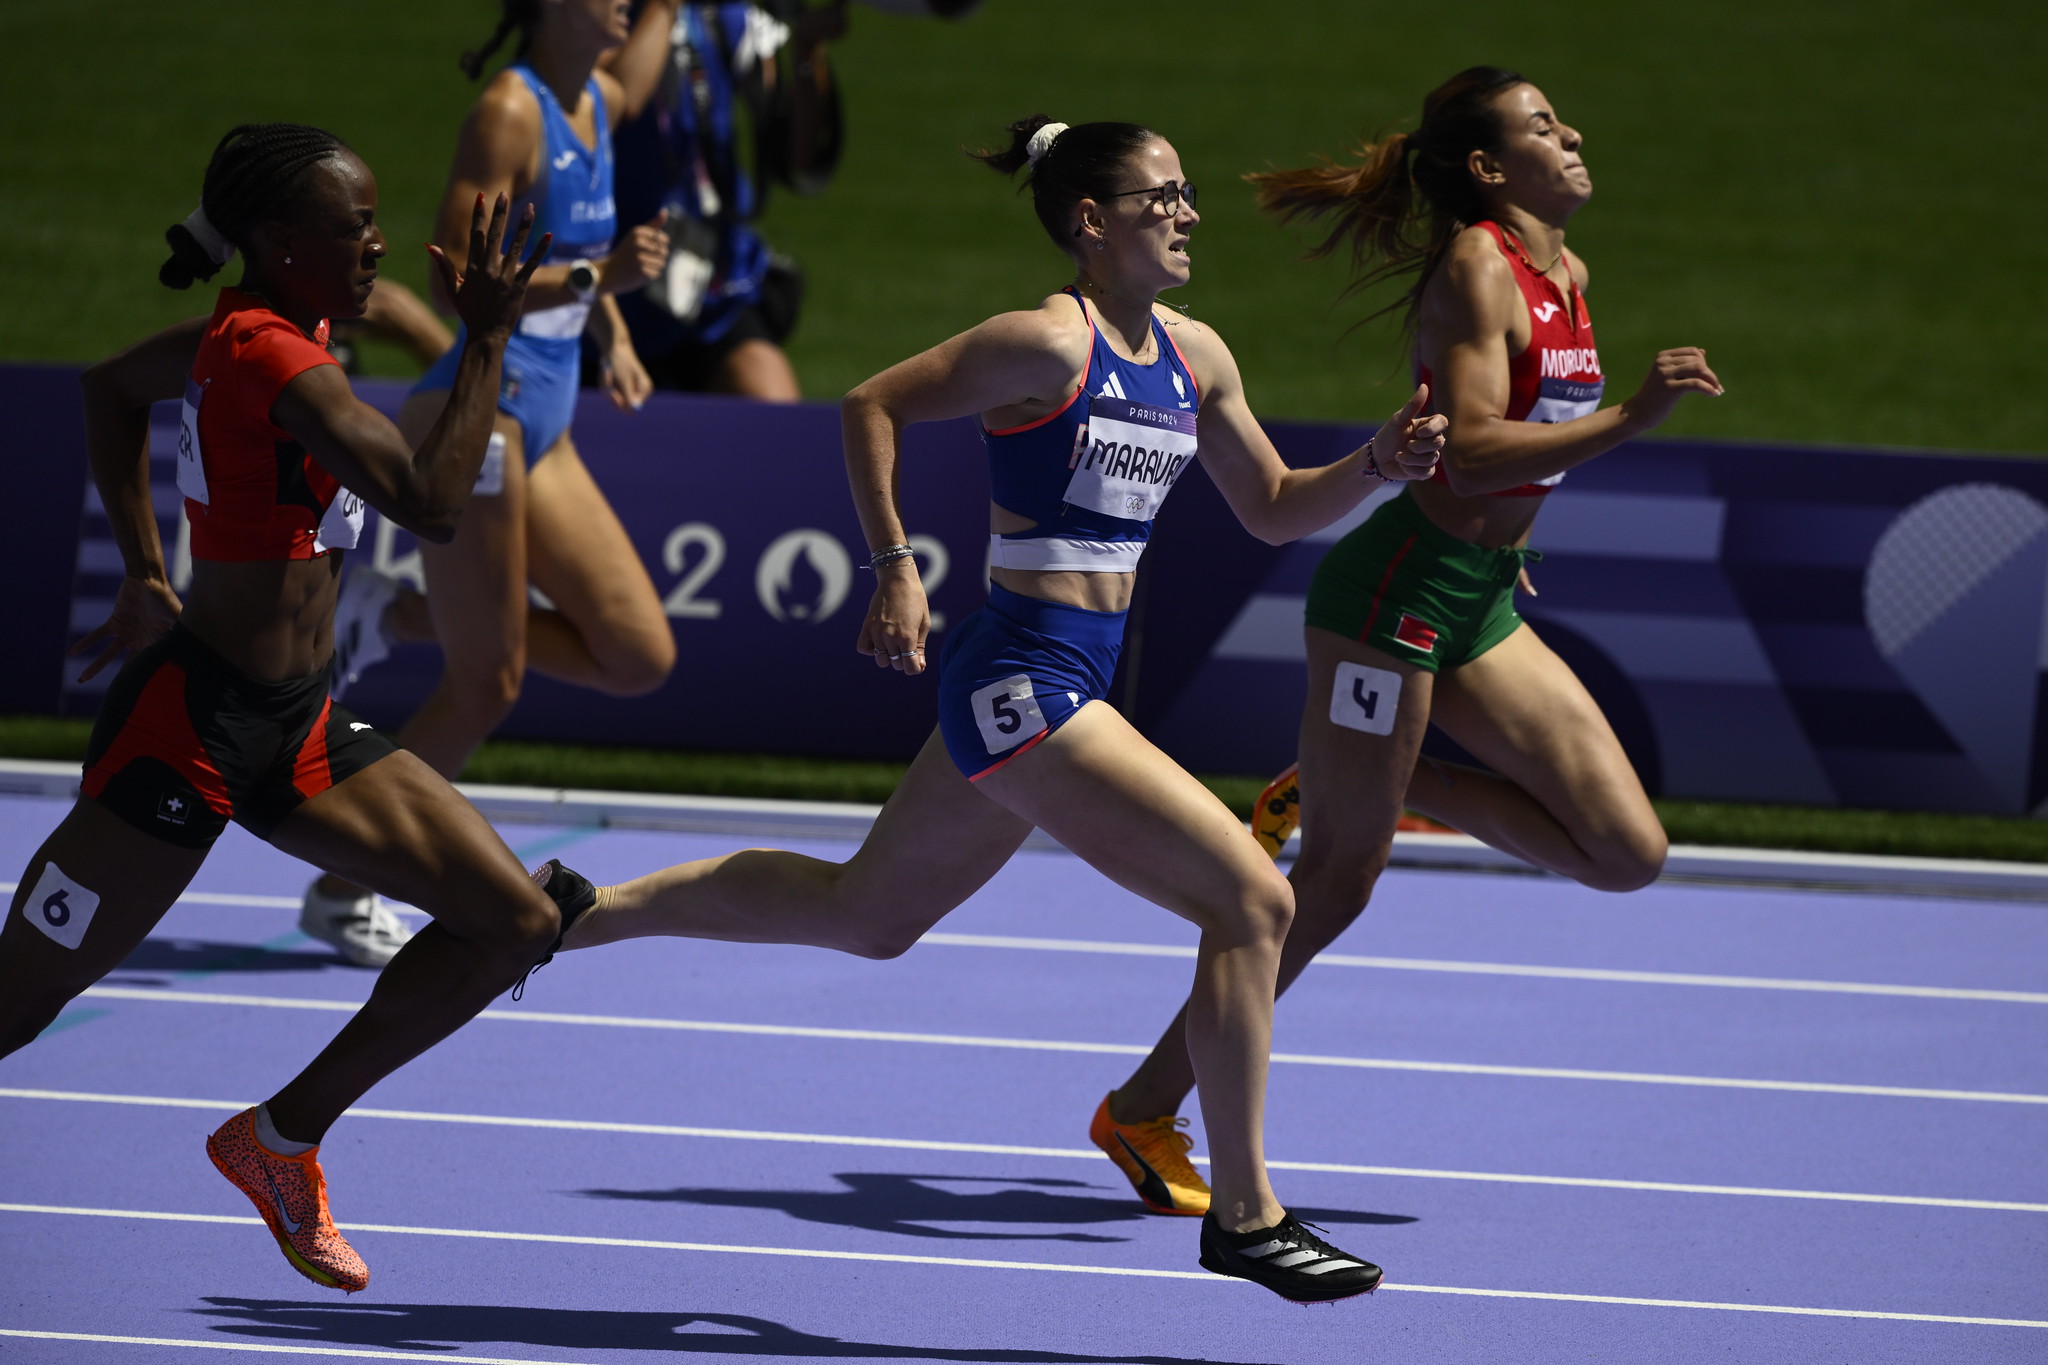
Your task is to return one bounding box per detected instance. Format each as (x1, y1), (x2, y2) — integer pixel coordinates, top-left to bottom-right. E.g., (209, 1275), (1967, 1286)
(1330, 661), (1402, 736)
(971, 674), (1048, 755)
(1062, 396), (1197, 523)
(176, 378), (211, 504)
(23, 862), (99, 951)
(314, 486), (365, 553)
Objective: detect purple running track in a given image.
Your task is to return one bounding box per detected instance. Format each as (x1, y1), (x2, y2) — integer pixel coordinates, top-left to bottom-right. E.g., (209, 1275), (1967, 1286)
(2, 792), (2045, 1364)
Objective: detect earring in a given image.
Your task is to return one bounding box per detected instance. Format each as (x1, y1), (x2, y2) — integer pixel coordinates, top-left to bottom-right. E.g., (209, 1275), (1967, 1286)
(1093, 238), (1105, 252)
(284, 255), (292, 265)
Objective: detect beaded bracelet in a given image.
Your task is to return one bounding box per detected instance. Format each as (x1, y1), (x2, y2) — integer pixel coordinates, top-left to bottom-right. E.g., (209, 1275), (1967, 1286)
(1362, 445), (1392, 482)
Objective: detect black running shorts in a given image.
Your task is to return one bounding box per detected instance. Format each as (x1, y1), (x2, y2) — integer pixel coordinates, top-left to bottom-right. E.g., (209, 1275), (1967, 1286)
(80, 626), (398, 850)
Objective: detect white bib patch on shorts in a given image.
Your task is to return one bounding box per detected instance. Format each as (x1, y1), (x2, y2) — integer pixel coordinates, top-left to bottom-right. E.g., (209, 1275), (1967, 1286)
(1330, 661), (1402, 736)
(473, 430), (508, 497)
(971, 674), (1049, 755)
(23, 862), (99, 951)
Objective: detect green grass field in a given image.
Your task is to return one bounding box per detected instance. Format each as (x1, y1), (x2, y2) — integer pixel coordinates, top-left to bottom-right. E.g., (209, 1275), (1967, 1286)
(5, 717), (2046, 864)
(5, 4), (2043, 863)
(2, 0), (2043, 452)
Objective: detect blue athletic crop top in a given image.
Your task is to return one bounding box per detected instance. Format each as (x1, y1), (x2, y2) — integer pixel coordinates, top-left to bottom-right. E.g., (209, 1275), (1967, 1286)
(982, 289), (1201, 573)
(507, 64), (617, 341)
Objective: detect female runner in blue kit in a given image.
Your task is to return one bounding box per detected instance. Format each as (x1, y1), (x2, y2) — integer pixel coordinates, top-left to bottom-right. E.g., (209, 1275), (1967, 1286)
(554, 115), (1449, 1303)
(304, 0), (678, 957)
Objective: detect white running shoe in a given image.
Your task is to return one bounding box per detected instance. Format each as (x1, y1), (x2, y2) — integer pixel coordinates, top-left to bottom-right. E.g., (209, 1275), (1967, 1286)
(329, 566), (401, 700)
(298, 880), (413, 968)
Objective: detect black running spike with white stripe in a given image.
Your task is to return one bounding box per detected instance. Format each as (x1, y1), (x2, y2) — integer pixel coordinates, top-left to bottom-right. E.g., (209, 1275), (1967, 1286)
(1198, 1211), (1383, 1302)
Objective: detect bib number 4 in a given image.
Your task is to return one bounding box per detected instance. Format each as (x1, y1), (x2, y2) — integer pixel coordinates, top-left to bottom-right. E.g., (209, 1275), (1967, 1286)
(1330, 661), (1402, 737)
(970, 674), (1048, 755)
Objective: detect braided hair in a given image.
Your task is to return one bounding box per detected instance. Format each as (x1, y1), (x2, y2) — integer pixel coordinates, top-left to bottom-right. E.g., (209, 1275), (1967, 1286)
(461, 0), (541, 80)
(974, 115), (1159, 253)
(1246, 66), (1529, 339)
(159, 123), (351, 289)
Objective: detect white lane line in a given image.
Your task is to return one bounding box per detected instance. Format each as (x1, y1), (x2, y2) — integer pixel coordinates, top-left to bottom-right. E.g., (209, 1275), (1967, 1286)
(922, 932), (2048, 1005)
(66, 888), (2048, 1005)
(38, 884), (2037, 1007)
(74, 892), (2048, 1005)
(7, 1086), (2045, 1215)
(3, 1205), (2043, 1330)
(0, 1203), (1216, 1280)
(0, 1328), (592, 1363)
(74, 985), (2048, 1105)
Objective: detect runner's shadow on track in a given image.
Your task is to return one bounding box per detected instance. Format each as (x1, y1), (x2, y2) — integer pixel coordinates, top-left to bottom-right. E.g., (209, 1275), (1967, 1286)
(575, 1172), (1416, 1242)
(194, 1298), (1292, 1363)
(106, 937), (340, 982)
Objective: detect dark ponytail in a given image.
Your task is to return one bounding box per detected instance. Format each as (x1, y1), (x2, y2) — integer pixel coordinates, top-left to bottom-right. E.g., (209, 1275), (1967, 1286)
(973, 115), (1158, 252)
(159, 123), (350, 289)
(462, 0), (540, 80)
(1247, 65), (1527, 336)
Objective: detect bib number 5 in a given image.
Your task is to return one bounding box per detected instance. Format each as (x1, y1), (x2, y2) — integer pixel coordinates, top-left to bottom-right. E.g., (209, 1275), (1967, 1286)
(970, 674), (1048, 755)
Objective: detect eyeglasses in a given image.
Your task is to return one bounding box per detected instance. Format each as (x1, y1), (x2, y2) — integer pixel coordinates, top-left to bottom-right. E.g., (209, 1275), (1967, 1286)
(1106, 180), (1197, 215)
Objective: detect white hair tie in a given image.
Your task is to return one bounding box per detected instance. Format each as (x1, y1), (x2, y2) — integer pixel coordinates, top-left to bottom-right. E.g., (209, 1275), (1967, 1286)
(1025, 122), (1070, 166)
(182, 207), (236, 267)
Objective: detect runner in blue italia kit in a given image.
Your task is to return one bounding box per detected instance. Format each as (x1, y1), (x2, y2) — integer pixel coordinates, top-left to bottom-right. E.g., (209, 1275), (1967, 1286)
(556, 116), (1448, 1303)
(303, 0), (678, 955)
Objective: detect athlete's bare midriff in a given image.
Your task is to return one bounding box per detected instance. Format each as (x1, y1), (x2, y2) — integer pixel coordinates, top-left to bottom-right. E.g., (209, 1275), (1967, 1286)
(177, 557), (344, 682)
(1405, 477), (1543, 550)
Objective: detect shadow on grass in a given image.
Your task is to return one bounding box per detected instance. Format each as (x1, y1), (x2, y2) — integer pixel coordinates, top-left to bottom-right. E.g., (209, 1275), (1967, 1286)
(192, 1298), (1296, 1363)
(575, 1171), (1416, 1242)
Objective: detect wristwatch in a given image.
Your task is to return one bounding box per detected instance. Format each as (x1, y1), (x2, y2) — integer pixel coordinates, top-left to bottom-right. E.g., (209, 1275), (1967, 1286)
(566, 259), (599, 302)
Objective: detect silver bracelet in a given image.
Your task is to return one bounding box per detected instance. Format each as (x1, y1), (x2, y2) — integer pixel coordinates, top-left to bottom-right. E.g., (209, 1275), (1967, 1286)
(866, 543), (916, 570)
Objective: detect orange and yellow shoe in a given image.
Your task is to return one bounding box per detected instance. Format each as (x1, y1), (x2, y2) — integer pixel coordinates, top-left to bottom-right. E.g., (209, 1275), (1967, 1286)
(1089, 1094), (1211, 1216)
(1251, 763), (1301, 860)
(206, 1108), (369, 1293)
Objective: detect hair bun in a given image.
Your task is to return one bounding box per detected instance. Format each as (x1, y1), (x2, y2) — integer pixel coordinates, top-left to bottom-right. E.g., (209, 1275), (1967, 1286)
(1025, 122), (1069, 166)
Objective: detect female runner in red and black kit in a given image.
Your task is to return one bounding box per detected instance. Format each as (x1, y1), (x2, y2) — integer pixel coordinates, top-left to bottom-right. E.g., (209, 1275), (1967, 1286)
(1087, 68), (1724, 1216)
(0, 124), (587, 1293)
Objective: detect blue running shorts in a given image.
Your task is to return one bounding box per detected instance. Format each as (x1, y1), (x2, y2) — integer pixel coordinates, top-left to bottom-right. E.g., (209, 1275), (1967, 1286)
(413, 328), (581, 467)
(937, 583), (1127, 780)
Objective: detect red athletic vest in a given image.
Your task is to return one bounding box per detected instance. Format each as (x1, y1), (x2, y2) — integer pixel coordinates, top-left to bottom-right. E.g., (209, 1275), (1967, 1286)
(177, 288), (360, 561)
(1420, 221), (1603, 497)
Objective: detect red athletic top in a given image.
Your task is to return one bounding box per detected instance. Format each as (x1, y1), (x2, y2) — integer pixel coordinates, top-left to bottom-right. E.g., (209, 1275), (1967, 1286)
(176, 288), (362, 561)
(1419, 221), (1604, 497)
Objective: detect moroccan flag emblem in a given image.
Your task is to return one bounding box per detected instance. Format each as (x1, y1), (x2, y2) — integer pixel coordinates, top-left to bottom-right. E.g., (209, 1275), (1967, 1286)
(1394, 614), (1439, 654)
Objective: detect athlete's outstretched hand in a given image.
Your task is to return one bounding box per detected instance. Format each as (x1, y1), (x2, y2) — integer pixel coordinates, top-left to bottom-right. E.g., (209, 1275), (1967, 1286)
(858, 563), (929, 675)
(1620, 348), (1723, 430)
(71, 574), (181, 682)
(427, 192), (550, 343)
(1369, 384), (1449, 481)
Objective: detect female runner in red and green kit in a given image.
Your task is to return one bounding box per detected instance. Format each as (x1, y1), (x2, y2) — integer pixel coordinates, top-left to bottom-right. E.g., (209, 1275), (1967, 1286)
(1088, 68), (1724, 1217)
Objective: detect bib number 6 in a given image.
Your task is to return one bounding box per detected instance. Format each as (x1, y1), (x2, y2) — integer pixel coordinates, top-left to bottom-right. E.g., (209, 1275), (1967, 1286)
(969, 674), (1048, 755)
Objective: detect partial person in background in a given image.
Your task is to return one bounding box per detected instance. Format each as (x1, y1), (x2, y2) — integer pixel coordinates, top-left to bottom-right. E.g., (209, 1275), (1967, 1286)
(600, 0), (847, 399)
(302, 0), (678, 965)
(1087, 67), (1723, 1219)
